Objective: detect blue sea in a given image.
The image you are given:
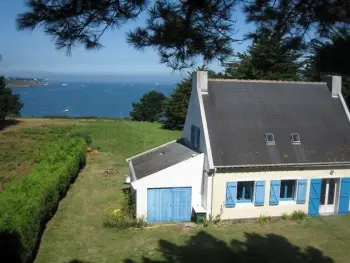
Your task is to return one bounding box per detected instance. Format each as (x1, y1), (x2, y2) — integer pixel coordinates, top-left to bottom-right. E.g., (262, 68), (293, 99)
(12, 82), (175, 118)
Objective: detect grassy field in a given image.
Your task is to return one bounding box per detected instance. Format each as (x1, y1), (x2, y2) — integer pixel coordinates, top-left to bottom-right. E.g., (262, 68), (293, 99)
(0, 118), (81, 190)
(1, 119), (350, 263)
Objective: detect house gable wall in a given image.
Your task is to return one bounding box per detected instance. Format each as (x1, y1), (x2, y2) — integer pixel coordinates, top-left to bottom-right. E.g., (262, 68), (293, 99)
(182, 71), (213, 214)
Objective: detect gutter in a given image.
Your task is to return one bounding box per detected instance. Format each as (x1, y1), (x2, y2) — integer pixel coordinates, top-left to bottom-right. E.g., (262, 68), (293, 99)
(127, 160), (137, 182)
(215, 161), (350, 170)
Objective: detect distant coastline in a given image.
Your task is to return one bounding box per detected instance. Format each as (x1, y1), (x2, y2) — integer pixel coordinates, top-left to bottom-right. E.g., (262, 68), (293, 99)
(6, 78), (44, 88)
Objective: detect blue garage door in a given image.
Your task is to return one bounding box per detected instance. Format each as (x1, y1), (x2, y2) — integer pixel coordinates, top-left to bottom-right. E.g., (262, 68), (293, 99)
(147, 187), (192, 222)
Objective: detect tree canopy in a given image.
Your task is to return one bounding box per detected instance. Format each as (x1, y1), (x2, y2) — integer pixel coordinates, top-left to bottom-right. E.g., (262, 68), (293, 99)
(0, 76), (23, 121)
(130, 90), (166, 122)
(17, 0), (237, 70)
(225, 29), (303, 81)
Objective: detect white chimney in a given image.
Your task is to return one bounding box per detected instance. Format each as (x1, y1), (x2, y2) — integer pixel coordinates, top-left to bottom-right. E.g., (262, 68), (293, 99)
(321, 75), (342, 98)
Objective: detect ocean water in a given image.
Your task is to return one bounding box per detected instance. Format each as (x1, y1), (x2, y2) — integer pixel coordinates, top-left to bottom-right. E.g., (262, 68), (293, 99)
(12, 82), (175, 118)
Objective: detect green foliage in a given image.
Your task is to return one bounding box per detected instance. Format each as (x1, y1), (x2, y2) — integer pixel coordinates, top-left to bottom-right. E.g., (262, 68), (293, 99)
(163, 76), (192, 130)
(282, 213), (290, 220)
(290, 210), (308, 221)
(303, 34), (350, 105)
(225, 32), (303, 81)
(103, 189), (146, 229)
(130, 90), (166, 122)
(243, 0), (350, 47)
(258, 215), (271, 224)
(0, 138), (86, 263)
(17, 0), (237, 70)
(0, 76), (23, 120)
(69, 131), (92, 145)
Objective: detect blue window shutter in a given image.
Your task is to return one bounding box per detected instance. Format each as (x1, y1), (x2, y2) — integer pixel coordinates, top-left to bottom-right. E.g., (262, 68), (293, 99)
(269, 180), (280, 205)
(338, 178), (350, 215)
(190, 125), (195, 144)
(255, 181), (265, 206)
(196, 127), (200, 148)
(296, 179), (307, 204)
(226, 182), (237, 208)
(308, 179), (322, 216)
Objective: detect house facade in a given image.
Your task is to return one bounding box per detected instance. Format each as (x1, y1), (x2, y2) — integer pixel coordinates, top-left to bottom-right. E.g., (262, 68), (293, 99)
(127, 72), (350, 222)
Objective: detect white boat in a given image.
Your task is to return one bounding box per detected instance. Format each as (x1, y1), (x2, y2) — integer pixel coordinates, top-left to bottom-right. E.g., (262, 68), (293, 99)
(63, 109), (69, 113)
(62, 83), (67, 86)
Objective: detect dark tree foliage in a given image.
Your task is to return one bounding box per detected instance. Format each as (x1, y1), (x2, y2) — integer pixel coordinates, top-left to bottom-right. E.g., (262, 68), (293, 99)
(130, 90), (166, 122)
(127, 0), (236, 70)
(303, 34), (350, 104)
(17, 0), (238, 70)
(225, 31), (303, 81)
(163, 75), (191, 130)
(243, 0), (350, 45)
(0, 76), (23, 121)
(163, 69), (222, 130)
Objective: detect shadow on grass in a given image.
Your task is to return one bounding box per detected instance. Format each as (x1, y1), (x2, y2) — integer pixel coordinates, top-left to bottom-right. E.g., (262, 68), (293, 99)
(124, 231), (333, 263)
(65, 260), (91, 263)
(0, 119), (20, 131)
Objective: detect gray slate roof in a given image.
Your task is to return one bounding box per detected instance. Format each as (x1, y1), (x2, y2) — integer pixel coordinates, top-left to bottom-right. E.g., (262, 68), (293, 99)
(131, 139), (199, 179)
(203, 80), (350, 167)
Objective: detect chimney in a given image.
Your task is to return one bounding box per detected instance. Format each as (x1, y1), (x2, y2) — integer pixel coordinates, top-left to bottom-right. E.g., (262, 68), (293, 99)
(321, 75), (342, 98)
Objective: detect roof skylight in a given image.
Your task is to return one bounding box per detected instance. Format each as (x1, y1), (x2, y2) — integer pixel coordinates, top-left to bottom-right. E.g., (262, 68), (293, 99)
(291, 133), (301, 145)
(265, 133), (275, 145)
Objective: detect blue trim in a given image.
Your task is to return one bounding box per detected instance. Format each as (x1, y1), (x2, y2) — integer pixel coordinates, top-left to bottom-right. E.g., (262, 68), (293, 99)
(237, 199), (252, 203)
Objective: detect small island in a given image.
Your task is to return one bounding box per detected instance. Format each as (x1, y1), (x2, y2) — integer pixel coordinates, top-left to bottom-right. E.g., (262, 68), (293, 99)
(6, 77), (45, 88)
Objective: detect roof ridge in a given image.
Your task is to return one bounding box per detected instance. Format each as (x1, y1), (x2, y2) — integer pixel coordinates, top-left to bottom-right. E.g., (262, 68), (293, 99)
(208, 78), (325, 85)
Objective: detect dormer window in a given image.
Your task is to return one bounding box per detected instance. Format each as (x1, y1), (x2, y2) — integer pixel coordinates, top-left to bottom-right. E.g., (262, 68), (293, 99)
(265, 133), (275, 145)
(291, 133), (301, 145)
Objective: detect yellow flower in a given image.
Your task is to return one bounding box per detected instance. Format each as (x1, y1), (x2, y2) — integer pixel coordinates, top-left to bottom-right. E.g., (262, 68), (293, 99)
(112, 209), (122, 216)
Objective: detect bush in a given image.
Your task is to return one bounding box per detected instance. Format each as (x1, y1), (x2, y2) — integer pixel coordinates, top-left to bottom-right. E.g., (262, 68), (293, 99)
(282, 213), (290, 220)
(70, 131), (92, 145)
(103, 188), (147, 229)
(258, 215), (271, 224)
(0, 138), (86, 263)
(103, 209), (146, 229)
(291, 210), (308, 220)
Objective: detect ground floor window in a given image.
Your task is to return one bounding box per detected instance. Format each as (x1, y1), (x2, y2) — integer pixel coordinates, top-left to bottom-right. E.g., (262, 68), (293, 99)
(237, 181), (254, 202)
(280, 180), (296, 200)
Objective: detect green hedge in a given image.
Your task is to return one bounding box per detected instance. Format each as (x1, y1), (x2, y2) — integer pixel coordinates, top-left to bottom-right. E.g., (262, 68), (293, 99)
(0, 138), (86, 263)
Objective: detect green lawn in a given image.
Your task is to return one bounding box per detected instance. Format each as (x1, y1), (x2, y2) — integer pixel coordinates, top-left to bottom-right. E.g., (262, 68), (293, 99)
(2, 119), (350, 263)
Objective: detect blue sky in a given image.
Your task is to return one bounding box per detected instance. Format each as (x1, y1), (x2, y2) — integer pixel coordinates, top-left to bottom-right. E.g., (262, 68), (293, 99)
(0, 1), (253, 80)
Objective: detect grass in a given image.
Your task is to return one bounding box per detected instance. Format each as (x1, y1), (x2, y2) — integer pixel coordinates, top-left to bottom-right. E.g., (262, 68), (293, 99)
(0, 118), (80, 190)
(2, 118), (350, 263)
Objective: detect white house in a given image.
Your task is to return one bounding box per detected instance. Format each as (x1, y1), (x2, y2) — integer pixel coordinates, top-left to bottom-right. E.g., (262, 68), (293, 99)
(127, 72), (350, 222)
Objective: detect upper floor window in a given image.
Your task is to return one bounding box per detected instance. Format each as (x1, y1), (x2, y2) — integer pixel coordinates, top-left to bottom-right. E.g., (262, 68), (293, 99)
(191, 125), (200, 149)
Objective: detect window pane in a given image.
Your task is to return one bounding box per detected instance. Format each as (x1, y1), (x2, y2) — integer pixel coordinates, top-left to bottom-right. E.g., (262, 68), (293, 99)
(320, 180), (326, 205)
(244, 182), (253, 200)
(286, 181), (295, 198)
(280, 180), (295, 199)
(328, 179), (336, 205)
(280, 181), (286, 198)
(237, 183), (243, 200)
(237, 182), (254, 201)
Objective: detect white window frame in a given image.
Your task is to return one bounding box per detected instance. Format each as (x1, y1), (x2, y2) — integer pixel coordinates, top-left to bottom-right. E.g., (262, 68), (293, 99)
(291, 133), (301, 145)
(265, 133), (276, 145)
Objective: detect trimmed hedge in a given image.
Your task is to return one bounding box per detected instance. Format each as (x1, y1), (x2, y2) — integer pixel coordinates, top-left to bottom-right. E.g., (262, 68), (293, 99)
(0, 138), (86, 263)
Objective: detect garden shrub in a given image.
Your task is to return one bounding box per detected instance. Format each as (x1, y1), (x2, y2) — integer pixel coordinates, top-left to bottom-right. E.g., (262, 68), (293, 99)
(258, 215), (271, 224)
(291, 210), (308, 220)
(0, 138), (86, 263)
(103, 188), (146, 229)
(69, 131), (92, 145)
